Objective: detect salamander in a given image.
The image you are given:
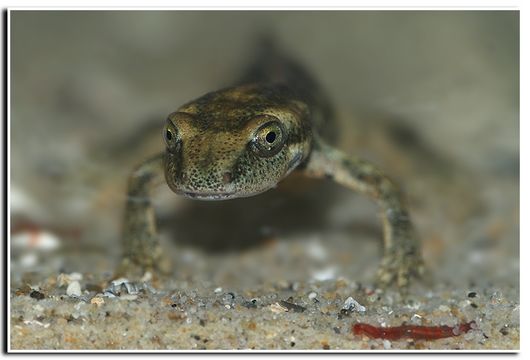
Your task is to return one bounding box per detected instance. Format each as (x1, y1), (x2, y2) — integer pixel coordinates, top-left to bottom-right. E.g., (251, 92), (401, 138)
(119, 42), (424, 287)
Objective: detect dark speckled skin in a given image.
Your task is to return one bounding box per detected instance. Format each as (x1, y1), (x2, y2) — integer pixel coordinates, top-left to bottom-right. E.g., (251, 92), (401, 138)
(164, 84), (311, 199)
(120, 43), (424, 288)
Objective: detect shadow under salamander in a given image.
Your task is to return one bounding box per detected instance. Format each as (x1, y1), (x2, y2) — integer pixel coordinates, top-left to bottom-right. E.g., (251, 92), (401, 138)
(159, 176), (382, 254)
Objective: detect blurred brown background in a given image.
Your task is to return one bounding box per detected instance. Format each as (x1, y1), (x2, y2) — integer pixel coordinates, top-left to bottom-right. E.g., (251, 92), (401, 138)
(10, 10), (518, 282)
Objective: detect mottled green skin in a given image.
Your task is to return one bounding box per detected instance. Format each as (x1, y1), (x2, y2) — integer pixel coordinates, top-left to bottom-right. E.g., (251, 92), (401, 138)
(120, 47), (424, 288)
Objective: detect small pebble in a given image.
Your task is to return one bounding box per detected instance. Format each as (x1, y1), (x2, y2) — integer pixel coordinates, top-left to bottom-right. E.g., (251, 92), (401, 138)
(383, 340), (392, 350)
(342, 296), (366, 313)
(270, 302), (288, 313)
(29, 290), (45, 300)
(410, 313), (422, 325)
(66, 281), (82, 297)
(221, 292), (235, 305)
(90, 297), (105, 307)
(311, 267), (336, 281)
(105, 279), (144, 296)
(57, 272), (83, 287)
(279, 300), (306, 313)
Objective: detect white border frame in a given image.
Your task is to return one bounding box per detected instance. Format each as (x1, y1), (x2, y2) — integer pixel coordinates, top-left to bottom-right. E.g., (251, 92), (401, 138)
(3, 4), (523, 356)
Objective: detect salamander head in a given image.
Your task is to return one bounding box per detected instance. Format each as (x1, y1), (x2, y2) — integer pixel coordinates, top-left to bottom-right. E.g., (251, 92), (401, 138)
(163, 84), (312, 200)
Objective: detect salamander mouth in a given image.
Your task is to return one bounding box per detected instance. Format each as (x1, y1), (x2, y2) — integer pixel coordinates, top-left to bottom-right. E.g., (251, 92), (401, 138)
(181, 191), (238, 201)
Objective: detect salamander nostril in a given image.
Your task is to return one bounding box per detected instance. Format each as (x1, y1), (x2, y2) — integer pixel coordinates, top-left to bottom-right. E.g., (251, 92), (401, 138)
(222, 171), (232, 184)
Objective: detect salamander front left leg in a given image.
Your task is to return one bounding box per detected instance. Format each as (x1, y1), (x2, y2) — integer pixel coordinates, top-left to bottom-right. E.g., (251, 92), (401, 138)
(303, 140), (425, 288)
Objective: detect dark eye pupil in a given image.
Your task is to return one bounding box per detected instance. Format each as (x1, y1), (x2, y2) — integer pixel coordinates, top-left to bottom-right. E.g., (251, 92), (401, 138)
(166, 129), (173, 141)
(265, 131), (276, 143)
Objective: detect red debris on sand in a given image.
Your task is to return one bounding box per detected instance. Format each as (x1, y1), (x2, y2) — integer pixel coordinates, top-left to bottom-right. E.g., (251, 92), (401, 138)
(11, 219), (81, 239)
(352, 321), (475, 341)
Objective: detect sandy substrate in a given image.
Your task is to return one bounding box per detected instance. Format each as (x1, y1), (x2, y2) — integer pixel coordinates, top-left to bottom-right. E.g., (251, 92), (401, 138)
(9, 173), (520, 350)
(10, 246), (519, 351)
(9, 11), (519, 351)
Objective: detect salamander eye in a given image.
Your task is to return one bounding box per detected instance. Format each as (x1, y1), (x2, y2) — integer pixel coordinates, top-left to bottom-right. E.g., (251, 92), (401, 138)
(251, 119), (287, 157)
(163, 122), (181, 152)
(165, 128), (173, 141)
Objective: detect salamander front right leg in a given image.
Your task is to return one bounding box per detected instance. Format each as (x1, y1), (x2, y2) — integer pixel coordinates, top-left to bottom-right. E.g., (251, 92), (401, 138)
(118, 153), (170, 277)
